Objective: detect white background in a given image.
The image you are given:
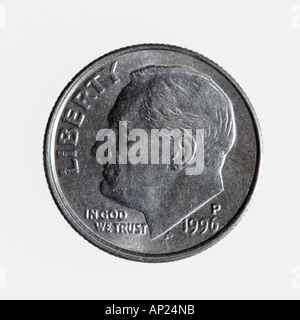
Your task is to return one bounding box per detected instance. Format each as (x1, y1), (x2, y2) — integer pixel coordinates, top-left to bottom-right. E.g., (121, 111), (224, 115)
(0, 0), (299, 300)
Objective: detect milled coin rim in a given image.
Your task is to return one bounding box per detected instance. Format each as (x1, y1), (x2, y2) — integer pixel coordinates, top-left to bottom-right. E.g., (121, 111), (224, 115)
(44, 44), (263, 263)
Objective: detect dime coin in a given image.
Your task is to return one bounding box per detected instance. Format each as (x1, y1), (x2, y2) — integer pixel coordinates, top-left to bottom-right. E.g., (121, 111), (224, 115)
(44, 44), (262, 262)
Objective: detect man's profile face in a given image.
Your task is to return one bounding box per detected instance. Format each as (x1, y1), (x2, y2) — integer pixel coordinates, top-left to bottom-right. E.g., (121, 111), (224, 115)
(100, 97), (177, 213)
(97, 66), (236, 239)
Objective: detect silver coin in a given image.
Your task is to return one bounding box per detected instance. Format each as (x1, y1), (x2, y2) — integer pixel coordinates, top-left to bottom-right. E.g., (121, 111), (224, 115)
(44, 44), (262, 262)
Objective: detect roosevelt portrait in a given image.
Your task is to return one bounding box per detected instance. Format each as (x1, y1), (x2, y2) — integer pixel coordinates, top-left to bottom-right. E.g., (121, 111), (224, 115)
(96, 66), (236, 239)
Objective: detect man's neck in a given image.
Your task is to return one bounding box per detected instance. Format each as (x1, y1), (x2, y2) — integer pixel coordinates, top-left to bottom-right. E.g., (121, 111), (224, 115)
(144, 171), (224, 239)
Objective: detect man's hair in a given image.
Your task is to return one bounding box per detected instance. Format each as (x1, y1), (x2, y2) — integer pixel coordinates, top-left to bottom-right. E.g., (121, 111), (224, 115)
(117, 66), (236, 168)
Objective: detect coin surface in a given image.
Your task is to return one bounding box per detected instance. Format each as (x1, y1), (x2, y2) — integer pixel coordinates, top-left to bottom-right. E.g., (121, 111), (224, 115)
(44, 44), (262, 262)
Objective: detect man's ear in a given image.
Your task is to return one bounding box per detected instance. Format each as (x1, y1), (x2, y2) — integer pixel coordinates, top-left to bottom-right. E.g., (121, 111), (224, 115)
(170, 137), (191, 172)
(170, 133), (200, 173)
